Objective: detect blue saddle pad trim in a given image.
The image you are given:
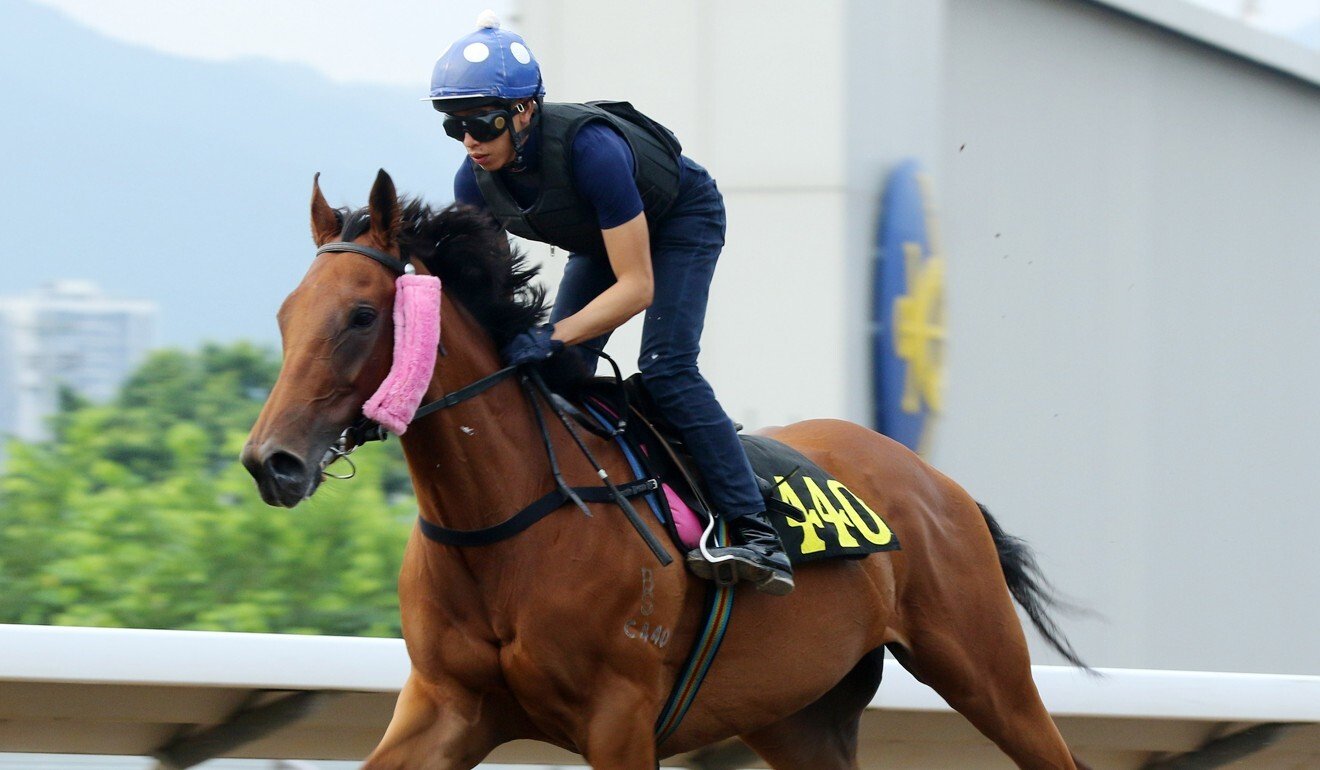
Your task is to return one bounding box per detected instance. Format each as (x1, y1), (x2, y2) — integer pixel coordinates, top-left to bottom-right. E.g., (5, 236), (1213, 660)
(583, 401), (667, 525)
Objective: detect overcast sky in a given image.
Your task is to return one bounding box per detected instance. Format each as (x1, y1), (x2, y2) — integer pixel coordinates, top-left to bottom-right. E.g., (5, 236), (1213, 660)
(24, 0), (1320, 88)
(24, 0), (512, 88)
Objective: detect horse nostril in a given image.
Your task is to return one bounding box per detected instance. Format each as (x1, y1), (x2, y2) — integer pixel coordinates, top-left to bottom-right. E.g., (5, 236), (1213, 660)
(266, 451), (308, 483)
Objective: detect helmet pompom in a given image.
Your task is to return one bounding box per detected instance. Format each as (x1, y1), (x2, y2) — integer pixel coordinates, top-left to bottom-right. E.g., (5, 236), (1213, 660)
(476, 9), (501, 30)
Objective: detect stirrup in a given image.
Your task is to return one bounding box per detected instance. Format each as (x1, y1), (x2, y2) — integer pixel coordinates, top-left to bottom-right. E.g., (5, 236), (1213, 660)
(696, 514), (742, 587)
(691, 512), (790, 590)
(707, 558), (740, 587)
(696, 511), (738, 566)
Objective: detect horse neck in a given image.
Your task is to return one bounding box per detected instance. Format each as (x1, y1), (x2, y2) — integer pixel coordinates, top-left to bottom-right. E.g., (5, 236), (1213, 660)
(397, 295), (547, 538)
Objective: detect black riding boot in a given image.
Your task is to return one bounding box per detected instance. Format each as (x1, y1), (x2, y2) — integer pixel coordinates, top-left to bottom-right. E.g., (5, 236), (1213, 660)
(686, 510), (795, 595)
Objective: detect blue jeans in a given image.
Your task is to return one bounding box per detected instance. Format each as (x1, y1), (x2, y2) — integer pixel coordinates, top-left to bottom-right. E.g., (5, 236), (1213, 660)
(550, 161), (764, 519)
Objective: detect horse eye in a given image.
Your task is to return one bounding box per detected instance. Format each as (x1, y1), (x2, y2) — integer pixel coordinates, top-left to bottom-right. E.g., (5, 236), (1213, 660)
(350, 307), (378, 328)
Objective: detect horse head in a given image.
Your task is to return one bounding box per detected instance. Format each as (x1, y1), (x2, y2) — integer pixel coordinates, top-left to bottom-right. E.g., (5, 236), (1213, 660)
(241, 170), (404, 507)
(242, 170), (549, 508)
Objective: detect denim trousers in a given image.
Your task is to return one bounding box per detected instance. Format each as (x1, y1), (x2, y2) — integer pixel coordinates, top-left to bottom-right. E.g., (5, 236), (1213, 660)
(550, 162), (764, 519)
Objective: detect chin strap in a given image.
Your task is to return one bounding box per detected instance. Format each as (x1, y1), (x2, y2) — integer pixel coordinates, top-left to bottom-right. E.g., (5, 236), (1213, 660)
(507, 99), (540, 171)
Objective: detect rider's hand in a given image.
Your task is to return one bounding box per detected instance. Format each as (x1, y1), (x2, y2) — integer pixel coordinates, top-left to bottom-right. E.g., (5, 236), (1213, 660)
(501, 323), (565, 366)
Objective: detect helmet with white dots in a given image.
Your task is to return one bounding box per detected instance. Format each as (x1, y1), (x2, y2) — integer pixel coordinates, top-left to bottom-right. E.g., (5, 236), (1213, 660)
(426, 10), (544, 113)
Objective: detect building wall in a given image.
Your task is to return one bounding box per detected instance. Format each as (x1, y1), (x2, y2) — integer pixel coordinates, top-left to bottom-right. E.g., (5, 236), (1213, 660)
(512, 0), (1320, 674)
(513, 0), (855, 429)
(935, 0), (1320, 675)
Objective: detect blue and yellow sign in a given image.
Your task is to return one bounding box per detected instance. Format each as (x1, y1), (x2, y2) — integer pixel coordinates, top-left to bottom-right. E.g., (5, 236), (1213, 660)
(873, 160), (945, 454)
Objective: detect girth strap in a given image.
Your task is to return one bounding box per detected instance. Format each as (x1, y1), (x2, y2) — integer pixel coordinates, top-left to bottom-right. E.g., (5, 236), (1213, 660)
(416, 477), (659, 547)
(655, 574), (735, 745)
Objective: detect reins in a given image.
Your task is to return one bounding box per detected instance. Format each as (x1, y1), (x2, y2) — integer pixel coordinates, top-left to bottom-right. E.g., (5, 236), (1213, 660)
(314, 241), (672, 566)
(318, 364), (516, 480)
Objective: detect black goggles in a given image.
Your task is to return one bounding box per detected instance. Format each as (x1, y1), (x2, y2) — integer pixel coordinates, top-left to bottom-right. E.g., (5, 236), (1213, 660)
(442, 110), (511, 143)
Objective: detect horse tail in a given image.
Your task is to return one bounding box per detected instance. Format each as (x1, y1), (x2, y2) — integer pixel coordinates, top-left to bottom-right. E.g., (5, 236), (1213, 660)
(978, 502), (1093, 672)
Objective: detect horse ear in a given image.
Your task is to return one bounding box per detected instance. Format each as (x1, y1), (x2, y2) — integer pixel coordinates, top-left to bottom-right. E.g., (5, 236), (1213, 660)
(369, 168), (402, 250)
(310, 172), (340, 247)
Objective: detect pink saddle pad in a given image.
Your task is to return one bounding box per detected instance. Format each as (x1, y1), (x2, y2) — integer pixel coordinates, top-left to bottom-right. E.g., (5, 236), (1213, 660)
(664, 483), (702, 550)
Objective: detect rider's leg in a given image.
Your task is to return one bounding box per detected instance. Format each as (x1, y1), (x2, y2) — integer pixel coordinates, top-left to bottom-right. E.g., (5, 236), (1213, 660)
(638, 164), (793, 594)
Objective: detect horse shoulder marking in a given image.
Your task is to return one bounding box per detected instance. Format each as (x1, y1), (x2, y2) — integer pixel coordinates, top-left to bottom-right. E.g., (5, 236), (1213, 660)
(623, 567), (670, 649)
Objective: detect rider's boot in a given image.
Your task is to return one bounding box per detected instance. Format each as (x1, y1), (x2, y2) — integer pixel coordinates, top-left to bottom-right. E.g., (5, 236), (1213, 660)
(687, 510), (795, 595)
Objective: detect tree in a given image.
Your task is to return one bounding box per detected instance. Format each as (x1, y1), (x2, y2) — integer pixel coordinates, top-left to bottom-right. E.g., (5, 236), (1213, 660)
(0, 342), (414, 636)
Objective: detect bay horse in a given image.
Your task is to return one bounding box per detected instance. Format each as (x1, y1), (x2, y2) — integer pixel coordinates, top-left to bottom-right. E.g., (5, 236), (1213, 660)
(242, 170), (1092, 769)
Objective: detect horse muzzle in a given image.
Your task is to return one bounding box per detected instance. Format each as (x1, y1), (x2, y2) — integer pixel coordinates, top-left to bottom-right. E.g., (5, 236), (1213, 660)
(240, 441), (322, 507)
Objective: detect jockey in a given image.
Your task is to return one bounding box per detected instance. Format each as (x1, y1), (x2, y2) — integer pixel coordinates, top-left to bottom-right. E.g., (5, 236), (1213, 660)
(427, 12), (794, 596)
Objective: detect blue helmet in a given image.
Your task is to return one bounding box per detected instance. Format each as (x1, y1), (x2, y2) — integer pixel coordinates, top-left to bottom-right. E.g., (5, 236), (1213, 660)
(427, 11), (544, 113)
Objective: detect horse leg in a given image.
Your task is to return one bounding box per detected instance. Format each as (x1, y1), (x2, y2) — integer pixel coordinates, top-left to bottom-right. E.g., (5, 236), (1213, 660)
(895, 575), (1080, 768)
(578, 681), (660, 770)
(737, 649), (884, 770)
(361, 672), (503, 770)
(896, 633), (1085, 769)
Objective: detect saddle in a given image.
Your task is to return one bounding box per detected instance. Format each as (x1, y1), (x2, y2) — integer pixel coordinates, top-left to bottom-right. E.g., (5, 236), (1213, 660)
(575, 376), (901, 565)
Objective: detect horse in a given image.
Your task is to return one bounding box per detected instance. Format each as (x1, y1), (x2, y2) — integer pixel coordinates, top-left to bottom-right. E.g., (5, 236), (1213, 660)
(242, 169), (1092, 769)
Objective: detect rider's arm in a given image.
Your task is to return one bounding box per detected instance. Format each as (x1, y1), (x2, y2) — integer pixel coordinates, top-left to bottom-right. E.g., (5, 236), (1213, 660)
(550, 123), (652, 346)
(552, 213), (653, 345)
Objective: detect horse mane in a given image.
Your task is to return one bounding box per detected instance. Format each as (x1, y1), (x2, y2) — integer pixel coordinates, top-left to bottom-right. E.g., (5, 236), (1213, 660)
(339, 200), (547, 347)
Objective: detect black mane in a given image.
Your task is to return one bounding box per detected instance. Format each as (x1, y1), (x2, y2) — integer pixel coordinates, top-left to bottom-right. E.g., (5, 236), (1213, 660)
(340, 200), (547, 347)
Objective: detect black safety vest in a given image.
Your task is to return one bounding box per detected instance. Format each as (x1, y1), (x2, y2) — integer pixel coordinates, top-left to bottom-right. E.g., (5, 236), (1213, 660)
(474, 101), (683, 256)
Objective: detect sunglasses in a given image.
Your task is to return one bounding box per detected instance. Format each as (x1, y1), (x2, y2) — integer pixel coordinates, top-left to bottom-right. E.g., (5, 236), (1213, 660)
(442, 110), (511, 143)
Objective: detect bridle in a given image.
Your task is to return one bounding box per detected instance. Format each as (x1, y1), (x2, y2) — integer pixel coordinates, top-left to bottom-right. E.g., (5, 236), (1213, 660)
(311, 240), (517, 478)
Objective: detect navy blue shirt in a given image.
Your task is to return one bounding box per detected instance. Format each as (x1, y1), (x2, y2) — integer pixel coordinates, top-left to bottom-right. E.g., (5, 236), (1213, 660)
(453, 120), (645, 230)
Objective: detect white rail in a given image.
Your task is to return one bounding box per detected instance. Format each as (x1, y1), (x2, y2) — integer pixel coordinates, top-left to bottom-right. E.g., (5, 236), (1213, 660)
(4, 624), (1317, 722)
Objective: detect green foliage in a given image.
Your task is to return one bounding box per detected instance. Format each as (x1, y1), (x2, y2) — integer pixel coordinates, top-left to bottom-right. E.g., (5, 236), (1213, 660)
(0, 342), (414, 636)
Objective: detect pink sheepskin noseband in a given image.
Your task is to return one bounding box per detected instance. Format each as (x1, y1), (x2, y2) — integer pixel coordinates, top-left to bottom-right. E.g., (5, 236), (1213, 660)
(362, 272), (442, 435)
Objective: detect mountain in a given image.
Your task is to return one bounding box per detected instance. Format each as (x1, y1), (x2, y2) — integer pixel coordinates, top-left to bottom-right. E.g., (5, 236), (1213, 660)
(0, 0), (466, 347)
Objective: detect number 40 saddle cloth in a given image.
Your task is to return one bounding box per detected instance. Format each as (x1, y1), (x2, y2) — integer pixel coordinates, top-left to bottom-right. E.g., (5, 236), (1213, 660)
(578, 375), (901, 565)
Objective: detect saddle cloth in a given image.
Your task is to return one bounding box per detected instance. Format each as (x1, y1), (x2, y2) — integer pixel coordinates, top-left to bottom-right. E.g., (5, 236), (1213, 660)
(581, 376), (901, 565)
